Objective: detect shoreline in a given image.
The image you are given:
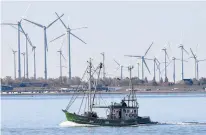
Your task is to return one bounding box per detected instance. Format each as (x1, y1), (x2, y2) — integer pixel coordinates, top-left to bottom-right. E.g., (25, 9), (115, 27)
(1, 90), (206, 96)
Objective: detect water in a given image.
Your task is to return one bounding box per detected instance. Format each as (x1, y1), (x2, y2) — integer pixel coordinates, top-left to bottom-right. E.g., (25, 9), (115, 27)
(1, 93), (206, 135)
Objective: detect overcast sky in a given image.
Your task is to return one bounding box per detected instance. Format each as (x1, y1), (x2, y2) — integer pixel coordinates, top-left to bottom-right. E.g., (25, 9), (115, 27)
(1, 1), (206, 81)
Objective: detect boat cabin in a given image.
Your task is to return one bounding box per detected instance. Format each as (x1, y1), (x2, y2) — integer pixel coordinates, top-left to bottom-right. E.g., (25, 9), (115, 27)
(107, 100), (138, 120)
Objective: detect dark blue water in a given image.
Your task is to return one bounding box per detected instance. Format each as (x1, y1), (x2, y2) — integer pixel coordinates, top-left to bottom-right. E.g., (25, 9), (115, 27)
(1, 93), (206, 135)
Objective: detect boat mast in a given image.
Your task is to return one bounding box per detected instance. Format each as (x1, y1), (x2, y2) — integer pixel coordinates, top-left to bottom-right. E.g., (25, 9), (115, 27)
(88, 58), (92, 112)
(127, 66), (133, 107)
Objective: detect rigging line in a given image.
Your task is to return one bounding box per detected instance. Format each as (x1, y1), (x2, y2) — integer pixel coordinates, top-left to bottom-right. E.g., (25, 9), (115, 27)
(66, 63), (101, 111)
(99, 91), (108, 107)
(65, 66), (89, 110)
(66, 72), (86, 110)
(78, 92), (86, 114)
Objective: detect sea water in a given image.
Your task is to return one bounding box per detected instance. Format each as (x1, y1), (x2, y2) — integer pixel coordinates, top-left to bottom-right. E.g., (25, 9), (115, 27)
(1, 93), (206, 135)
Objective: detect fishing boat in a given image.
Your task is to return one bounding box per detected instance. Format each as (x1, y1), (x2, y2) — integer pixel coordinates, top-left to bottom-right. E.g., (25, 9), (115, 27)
(62, 59), (158, 126)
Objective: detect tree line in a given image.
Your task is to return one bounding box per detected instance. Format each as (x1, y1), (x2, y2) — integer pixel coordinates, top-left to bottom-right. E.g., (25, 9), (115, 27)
(1, 76), (206, 87)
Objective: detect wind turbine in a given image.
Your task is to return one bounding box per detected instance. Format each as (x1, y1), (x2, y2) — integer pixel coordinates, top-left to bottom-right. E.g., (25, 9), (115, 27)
(114, 59), (124, 79)
(125, 42), (153, 80)
(178, 44), (189, 80)
(1, 4), (31, 79)
(51, 12), (87, 80)
(153, 57), (160, 82)
(162, 48), (170, 82)
(23, 13), (64, 80)
(190, 48), (197, 79)
(21, 52), (26, 79)
(190, 48), (206, 80)
(196, 59), (206, 80)
(57, 43), (67, 84)
(10, 48), (17, 80)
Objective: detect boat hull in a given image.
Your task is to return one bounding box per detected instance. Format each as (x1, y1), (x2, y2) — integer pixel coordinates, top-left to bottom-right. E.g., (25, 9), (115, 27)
(63, 110), (157, 126)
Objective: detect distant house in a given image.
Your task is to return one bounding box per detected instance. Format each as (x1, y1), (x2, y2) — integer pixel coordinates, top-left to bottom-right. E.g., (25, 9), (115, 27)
(11, 82), (48, 87)
(183, 79), (193, 85)
(0, 85), (13, 91)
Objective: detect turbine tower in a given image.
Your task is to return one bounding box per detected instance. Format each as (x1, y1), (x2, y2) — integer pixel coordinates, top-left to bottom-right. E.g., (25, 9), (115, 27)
(23, 13), (64, 80)
(137, 62), (140, 79)
(125, 42), (153, 80)
(32, 46), (37, 79)
(21, 52), (26, 79)
(178, 44), (189, 80)
(52, 12), (87, 80)
(162, 48), (170, 82)
(172, 57), (176, 83)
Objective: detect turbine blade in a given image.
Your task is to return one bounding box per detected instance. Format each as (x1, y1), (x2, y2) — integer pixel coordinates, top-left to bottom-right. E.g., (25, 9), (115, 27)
(27, 35), (33, 47)
(183, 47), (189, 55)
(124, 55), (141, 58)
(190, 48), (196, 58)
(60, 42), (64, 50)
(32, 46), (36, 51)
(70, 32), (86, 44)
(19, 25), (26, 36)
(144, 58), (153, 61)
(21, 3), (31, 21)
(55, 12), (67, 29)
(166, 52), (170, 60)
(175, 58), (182, 61)
(47, 14), (64, 29)
(8, 45), (14, 52)
(114, 66), (120, 72)
(144, 42), (153, 56)
(198, 59), (206, 62)
(61, 53), (66, 61)
(155, 61), (159, 67)
(50, 33), (66, 43)
(114, 59), (120, 66)
(1, 23), (17, 25)
(143, 59), (151, 74)
(161, 60), (172, 73)
(23, 18), (44, 28)
(166, 60), (172, 67)
(9, 25), (23, 33)
(195, 44), (198, 54)
(71, 27), (88, 31)
(156, 59), (160, 64)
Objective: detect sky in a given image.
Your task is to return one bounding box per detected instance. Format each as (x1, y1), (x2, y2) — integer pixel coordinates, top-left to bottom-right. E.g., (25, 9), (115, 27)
(1, 1), (206, 81)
